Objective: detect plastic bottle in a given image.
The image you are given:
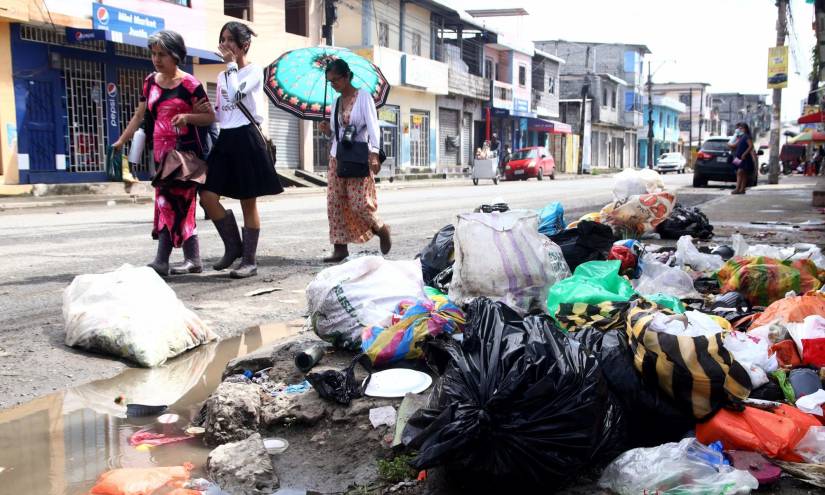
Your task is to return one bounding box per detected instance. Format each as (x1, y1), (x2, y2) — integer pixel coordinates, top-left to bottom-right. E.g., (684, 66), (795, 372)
(128, 128), (146, 163)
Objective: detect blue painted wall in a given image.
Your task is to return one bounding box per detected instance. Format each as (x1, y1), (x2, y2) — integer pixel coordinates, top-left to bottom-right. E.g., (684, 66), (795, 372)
(638, 102), (681, 167)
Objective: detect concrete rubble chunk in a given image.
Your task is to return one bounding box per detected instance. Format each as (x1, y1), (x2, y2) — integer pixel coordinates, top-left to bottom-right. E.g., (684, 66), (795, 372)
(207, 433), (279, 495)
(205, 381), (262, 447)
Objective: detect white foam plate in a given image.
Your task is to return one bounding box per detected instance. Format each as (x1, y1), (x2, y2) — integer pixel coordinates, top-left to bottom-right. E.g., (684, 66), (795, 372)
(363, 369), (433, 398)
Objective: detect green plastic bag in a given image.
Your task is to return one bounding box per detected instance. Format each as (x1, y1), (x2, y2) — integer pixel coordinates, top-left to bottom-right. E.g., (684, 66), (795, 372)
(547, 260), (635, 322)
(771, 369), (796, 405)
(643, 293), (686, 313)
(106, 146), (124, 182)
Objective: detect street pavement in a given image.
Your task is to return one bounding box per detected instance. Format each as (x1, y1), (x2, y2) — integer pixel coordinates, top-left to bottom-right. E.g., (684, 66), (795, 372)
(0, 174), (695, 408)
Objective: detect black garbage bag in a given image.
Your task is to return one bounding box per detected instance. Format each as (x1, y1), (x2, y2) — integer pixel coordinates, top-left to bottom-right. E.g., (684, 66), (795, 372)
(656, 203), (714, 240)
(419, 224), (455, 286)
(549, 220), (615, 271)
(569, 327), (695, 448)
(306, 354), (372, 406)
(405, 298), (626, 486)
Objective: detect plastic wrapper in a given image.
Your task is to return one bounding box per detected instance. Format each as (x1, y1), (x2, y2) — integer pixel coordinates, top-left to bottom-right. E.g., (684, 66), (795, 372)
(90, 463), (193, 495)
(537, 201), (566, 236)
(795, 426), (825, 464)
(751, 291), (825, 328)
(787, 315), (825, 367)
(361, 288), (465, 366)
(612, 168), (665, 201)
(674, 235), (724, 272)
(602, 191), (676, 236)
(306, 256), (426, 350)
(450, 210), (571, 315)
(722, 331), (778, 389)
(717, 256), (823, 307)
(419, 224), (454, 286)
(656, 204), (714, 240)
(63, 265), (216, 367)
(405, 298), (626, 485)
(731, 233), (825, 269)
(549, 220), (615, 271)
(648, 310), (727, 338)
(696, 404), (820, 462)
(627, 300), (752, 419)
(598, 438), (758, 495)
(635, 254), (700, 299)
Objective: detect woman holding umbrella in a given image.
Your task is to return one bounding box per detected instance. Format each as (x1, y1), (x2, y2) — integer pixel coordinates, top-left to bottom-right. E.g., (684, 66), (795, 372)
(318, 59), (391, 262)
(197, 22), (283, 279)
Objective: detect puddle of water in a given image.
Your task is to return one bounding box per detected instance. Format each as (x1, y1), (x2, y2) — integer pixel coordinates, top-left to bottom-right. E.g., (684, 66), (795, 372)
(0, 320), (304, 495)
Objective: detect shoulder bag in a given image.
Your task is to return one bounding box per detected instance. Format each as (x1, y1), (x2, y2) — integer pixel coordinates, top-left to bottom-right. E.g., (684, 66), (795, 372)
(237, 99), (277, 167)
(153, 129), (208, 187)
(334, 96), (371, 178)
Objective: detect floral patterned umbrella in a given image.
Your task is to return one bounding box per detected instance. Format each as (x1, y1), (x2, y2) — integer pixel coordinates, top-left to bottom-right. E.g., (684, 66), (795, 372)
(264, 46), (391, 120)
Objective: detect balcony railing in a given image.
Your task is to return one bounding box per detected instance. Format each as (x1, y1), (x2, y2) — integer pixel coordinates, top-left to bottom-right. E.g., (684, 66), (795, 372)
(493, 80), (513, 109)
(447, 69), (491, 100)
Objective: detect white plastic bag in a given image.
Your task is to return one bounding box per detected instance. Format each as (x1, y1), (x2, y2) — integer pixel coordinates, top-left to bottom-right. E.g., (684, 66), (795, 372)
(450, 210), (571, 315)
(650, 311), (725, 338)
(723, 331), (778, 389)
(675, 235), (724, 272)
(795, 425), (825, 463)
(788, 315), (825, 359)
(63, 264), (216, 367)
(731, 234), (825, 269)
(599, 438), (758, 495)
(306, 256), (426, 350)
(613, 168), (665, 201)
(635, 254), (699, 298)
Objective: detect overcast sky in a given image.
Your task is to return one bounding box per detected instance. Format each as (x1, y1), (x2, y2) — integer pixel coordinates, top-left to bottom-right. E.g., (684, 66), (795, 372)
(450, 0), (816, 121)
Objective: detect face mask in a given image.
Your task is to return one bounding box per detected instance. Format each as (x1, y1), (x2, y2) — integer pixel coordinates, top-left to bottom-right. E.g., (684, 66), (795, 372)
(735, 129), (743, 136)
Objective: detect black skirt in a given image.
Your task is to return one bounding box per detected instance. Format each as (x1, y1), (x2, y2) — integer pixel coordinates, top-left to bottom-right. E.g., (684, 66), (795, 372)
(204, 124), (284, 200)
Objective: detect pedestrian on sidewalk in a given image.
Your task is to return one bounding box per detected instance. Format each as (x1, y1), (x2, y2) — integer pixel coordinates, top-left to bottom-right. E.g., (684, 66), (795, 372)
(730, 122), (755, 194)
(195, 22), (283, 279)
(318, 59), (392, 263)
(114, 30), (215, 276)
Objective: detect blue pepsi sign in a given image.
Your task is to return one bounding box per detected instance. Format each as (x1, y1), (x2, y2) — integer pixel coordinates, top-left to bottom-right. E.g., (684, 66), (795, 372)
(65, 28), (106, 43)
(92, 2), (164, 40)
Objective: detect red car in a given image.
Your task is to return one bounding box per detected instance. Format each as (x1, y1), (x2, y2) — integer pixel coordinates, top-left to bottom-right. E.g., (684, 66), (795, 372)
(504, 146), (555, 181)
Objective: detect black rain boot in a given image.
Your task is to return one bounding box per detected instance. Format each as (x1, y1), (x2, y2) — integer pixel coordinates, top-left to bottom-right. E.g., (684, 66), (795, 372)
(212, 210), (243, 270)
(230, 227), (260, 279)
(170, 235), (203, 274)
(148, 228), (173, 277)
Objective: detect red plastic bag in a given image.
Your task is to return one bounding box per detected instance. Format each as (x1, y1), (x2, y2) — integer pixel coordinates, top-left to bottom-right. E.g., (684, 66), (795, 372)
(800, 338), (825, 367)
(607, 246), (637, 276)
(696, 405), (819, 462)
(769, 339), (802, 367)
(89, 463), (192, 495)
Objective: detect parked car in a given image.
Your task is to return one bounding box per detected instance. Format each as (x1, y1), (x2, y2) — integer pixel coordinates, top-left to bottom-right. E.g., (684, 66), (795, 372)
(654, 152), (687, 174)
(503, 146), (555, 181)
(692, 136), (761, 188)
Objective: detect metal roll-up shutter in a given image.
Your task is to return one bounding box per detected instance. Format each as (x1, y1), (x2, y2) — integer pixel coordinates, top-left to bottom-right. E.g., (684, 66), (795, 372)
(438, 108), (459, 167)
(461, 112), (472, 166)
(267, 103), (300, 168)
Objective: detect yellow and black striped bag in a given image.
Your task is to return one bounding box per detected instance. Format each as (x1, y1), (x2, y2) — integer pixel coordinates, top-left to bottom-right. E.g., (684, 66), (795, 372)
(556, 301), (630, 332)
(626, 300), (752, 420)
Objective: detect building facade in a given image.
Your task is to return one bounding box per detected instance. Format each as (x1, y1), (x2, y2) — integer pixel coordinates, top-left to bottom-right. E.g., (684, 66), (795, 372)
(651, 82), (714, 155)
(0, 0), (322, 185)
(638, 96), (686, 167)
(712, 93), (770, 137)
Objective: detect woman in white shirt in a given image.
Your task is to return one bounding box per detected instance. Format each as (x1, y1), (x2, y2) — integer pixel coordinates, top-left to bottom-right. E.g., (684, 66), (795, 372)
(318, 59), (392, 262)
(198, 22), (283, 279)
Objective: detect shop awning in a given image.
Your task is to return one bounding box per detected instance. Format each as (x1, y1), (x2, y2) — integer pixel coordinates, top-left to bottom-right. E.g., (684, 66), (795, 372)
(798, 111), (824, 124)
(528, 118), (572, 134)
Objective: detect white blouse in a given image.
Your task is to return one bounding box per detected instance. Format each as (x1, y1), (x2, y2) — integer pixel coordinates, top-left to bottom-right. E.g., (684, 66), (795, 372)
(215, 62), (264, 129)
(328, 88), (380, 157)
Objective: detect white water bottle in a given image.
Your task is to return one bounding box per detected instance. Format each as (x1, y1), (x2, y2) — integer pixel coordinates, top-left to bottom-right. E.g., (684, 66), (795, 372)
(128, 128), (146, 163)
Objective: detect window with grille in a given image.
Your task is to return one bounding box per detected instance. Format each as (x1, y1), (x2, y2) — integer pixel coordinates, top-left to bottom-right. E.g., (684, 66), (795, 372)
(286, 0), (307, 36)
(114, 43), (152, 60)
(225, 0), (252, 20)
(378, 22), (389, 48)
(20, 24), (105, 52)
(518, 65), (526, 87)
(62, 58), (107, 173)
(548, 76), (555, 95)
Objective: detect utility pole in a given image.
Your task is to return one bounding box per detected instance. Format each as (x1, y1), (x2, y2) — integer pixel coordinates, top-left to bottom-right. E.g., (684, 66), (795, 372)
(698, 86), (704, 149)
(322, 0), (337, 46)
(688, 88), (693, 164)
(647, 61), (654, 169)
(577, 46), (591, 175)
(769, 0), (788, 184)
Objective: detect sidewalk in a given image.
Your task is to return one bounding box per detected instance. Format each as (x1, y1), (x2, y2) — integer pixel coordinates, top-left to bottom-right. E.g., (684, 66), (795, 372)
(0, 172), (615, 211)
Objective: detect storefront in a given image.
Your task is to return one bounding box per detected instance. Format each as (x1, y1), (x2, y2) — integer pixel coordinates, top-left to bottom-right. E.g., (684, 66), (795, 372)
(527, 118), (572, 169)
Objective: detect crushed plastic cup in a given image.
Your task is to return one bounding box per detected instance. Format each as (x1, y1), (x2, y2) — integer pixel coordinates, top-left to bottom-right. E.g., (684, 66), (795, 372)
(263, 437), (289, 455)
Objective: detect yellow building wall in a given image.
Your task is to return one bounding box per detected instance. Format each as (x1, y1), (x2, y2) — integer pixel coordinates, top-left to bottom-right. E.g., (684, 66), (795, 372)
(0, 21), (18, 185)
(565, 134), (579, 174)
(391, 87), (437, 169)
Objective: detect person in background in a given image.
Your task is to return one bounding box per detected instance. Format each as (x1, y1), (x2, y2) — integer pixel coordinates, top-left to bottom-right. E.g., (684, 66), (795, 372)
(197, 21), (283, 279)
(730, 122), (755, 195)
(114, 30), (215, 276)
(318, 59), (392, 263)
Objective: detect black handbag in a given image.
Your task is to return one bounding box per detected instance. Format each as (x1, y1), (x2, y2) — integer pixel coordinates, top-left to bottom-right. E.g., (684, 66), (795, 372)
(333, 96), (387, 178)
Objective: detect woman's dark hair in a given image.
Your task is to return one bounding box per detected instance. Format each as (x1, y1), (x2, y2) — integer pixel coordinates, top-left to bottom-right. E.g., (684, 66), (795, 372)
(737, 122), (752, 137)
(147, 30), (187, 65)
(326, 59), (354, 82)
(220, 22), (257, 54)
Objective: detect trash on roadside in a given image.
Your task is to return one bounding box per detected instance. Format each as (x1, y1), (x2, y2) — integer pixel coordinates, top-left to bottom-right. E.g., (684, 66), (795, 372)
(722, 331), (779, 389)
(537, 201), (566, 236)
(608, 242), (640, 277)
(788, 368), (822, 400)
(361, 288), (464, 366)
(634, 253), (699, 299)
(63, 265), (216, 367)
(129, 429), (193, 448)
(612, 168), (665, 202)
(697, 404), (820, 461)
(770, 339), (803, 367)
(598, 437), (758, 495)
(369, 405), (397, 428)
(263, 437), (289, 455)
(294, 344), (326, 373)
(732, 233), (825, 269)
(549, 220), (615, 271)
(751, 291), (825, 328)
(795, 426), (825, 463)
(305, 354), (372, 406)
(157, 413), (181, 424)
(674, 235), (724, 272)
(450, 210), (571, 314)
(89, 463), (193, 495)
(185, 426), (205, 436)
(787, 315), (825, 367)
(244, 287), (283, 297)
(627, 300), (752, 419)
(602, 192), (676, 236)
(795, 389), (825, 416)
(717, 256), (823, 307)
(655, 203), (714, 240)
(406, 298), (625, 484)
(123, 402), (168, 418)
(418, 224), (454, 286)
(306, 256), (426, 350)
(772, 460), (825, 489)
(547, 260), (634, 331)
(393, 393), (428, 448)
(566, 211), (603, 229)
(728, 451), (782, 486)
(647, 310), (727, 337)
(364, 368), (432, 398)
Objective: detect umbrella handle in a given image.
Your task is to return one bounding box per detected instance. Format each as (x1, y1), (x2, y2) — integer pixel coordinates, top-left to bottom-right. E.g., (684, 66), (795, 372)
(322, 81), (328, 121)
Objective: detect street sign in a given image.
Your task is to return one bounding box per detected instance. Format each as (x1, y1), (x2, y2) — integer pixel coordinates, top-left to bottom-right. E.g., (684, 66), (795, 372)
(767, 46), (789, 89)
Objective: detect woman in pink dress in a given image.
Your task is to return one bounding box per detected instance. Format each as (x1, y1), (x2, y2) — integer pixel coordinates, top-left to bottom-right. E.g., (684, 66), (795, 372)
(114, 30), (215, 276)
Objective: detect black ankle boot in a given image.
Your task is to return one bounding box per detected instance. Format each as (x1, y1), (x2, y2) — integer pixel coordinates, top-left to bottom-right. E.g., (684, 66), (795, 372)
(148, 229), (173, 276)
(171, 235), (203, 275)
(230, 227), (260, 279)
